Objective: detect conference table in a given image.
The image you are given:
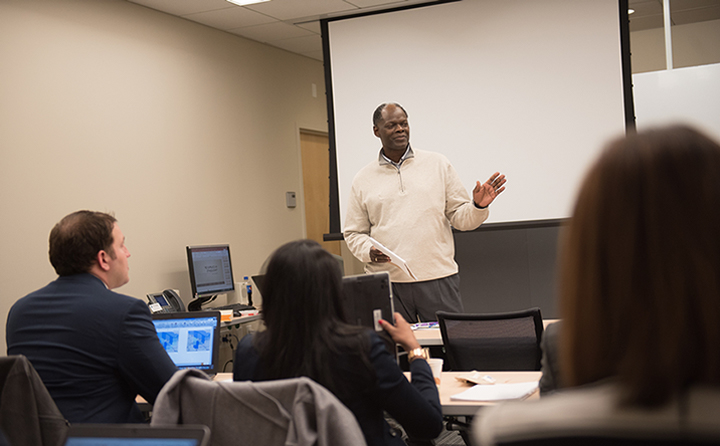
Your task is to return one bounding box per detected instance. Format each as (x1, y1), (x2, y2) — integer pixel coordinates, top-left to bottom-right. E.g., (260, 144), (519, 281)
(408, 371), (541, 416)
(139, 371), (541, 417)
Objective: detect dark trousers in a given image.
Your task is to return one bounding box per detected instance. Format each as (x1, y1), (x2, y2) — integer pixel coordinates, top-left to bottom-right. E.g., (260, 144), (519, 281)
(391, 274), (463, 323)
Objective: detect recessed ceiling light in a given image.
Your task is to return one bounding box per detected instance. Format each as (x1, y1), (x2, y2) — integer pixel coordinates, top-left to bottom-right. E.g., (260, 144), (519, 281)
(226, 0), (270, 6)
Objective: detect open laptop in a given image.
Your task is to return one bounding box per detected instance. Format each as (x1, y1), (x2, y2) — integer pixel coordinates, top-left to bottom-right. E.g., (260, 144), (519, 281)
(151, 311), (221, 376)
(63, 424), (210, 446)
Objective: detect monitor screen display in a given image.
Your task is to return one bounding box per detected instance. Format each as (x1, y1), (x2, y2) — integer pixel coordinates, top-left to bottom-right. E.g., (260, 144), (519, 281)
(151, 311), (220, 375)
(186, 244), (235, 298)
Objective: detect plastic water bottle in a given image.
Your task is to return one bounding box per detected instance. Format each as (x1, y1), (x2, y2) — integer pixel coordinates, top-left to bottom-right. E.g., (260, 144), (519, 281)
(241, 276), (253, 306)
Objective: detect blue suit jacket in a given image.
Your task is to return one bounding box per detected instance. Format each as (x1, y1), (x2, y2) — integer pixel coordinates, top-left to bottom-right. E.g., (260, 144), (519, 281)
(6, 274), (177, 423)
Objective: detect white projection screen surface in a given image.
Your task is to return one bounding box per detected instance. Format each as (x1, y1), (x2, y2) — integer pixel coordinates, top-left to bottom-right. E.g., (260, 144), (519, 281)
(326, 0), (628, 229)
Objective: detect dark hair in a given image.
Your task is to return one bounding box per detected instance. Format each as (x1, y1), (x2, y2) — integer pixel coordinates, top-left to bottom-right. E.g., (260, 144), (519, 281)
(256, 239), (374, 398)
(49, 211), (117, 276)
(559, 125), (720, 407)
(373, 102), (408, 127)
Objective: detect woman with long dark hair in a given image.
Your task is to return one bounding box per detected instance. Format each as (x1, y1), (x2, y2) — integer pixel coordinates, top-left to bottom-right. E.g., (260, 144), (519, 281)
(233, 239), (443, 446)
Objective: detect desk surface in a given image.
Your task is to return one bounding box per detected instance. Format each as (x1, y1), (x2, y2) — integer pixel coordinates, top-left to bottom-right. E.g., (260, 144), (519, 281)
(215, 372), (540, 416)
(414, 319), (559, 347)
(140, 372), (540, 417)
(430, 371), (540, 416)
(221, 313), (261, 328)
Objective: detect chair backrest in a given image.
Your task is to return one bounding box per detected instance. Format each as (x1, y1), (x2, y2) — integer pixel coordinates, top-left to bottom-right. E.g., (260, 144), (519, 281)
(436, 308), (544, 371)
(151, 369), (366, 446)
(0, 355), (69, 446)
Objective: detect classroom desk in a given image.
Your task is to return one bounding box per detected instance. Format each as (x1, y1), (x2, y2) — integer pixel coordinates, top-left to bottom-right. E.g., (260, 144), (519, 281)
(429, 371), (541, 416)
(414, 319), (559, 347)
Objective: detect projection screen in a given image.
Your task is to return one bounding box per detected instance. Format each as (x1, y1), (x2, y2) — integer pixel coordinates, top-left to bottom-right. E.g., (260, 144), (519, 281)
(323, 0), (630, 233)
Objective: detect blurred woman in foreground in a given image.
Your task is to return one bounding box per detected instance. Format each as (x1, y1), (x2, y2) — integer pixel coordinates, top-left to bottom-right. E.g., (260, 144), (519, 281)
(474, 125), (720, 445)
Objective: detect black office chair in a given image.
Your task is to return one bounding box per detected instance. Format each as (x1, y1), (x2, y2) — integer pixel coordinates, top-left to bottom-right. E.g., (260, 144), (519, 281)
(436, 308), (544, 446)
(436, 308), (544, 371)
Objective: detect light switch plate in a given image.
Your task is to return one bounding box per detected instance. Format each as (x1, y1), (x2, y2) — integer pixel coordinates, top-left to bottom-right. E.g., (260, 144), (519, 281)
(286, 191), (296, 208)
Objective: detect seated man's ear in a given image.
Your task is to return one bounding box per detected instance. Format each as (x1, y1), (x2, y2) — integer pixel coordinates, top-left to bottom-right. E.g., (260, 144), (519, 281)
(97, 250), (112, 272)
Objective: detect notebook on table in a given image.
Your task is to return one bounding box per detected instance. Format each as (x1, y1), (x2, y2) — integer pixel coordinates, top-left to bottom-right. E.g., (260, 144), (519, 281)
(151, 310), (221, 376)
(63, 424), (210, 446)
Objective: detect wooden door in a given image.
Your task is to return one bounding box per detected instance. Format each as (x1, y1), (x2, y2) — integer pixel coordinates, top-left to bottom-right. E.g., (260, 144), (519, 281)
(300, 131), (341, 256)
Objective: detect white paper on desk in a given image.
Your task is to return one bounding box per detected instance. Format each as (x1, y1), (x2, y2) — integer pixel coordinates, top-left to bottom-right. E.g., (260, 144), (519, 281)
(368, 237), (417, 280)
(450, 381), (539, 402)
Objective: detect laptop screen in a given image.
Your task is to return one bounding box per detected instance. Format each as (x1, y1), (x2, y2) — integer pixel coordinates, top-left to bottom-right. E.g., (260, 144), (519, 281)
(151, 311), (221, 375)
(63, 424), (209, 446)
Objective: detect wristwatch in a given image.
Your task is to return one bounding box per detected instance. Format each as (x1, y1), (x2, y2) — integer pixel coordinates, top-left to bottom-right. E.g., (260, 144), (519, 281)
(407, 347), (429, 363)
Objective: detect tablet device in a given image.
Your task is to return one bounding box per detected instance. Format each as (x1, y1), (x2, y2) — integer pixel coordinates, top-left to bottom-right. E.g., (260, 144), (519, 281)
(63, 424), (210, 446)
(342, 272), (396, 355)
(342, 272), (394, 330)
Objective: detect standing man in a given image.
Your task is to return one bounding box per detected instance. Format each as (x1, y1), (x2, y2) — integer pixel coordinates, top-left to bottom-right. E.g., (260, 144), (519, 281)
(6, 211), (177, 423)
(344, 103), (506, 323)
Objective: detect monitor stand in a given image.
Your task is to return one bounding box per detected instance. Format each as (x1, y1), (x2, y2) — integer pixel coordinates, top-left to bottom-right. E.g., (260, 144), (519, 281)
(188, 295), (213, 312)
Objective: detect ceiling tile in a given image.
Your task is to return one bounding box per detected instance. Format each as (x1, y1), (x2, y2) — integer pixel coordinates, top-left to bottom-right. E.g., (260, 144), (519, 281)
(128, 0), (231, 16)
(345, 0), (410, 8)
(243, 0), (359, 21)
(183, 5), (276, 29)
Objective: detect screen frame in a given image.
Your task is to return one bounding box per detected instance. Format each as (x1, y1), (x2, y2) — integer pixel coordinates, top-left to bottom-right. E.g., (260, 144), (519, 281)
(63, 424), (210, 446)
(186, 244), (236, 299)
(151, 310), (221, 375)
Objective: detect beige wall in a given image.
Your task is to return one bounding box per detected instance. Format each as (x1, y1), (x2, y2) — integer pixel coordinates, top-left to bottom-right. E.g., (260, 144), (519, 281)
(0, 0), (327, 349)
(631, 19), (720, 73)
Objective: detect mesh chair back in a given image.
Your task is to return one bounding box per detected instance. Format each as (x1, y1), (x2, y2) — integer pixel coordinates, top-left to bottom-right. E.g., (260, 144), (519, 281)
(436, 308), (543, 371)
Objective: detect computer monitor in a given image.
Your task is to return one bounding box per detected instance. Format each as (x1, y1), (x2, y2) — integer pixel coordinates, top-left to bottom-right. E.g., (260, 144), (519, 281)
(151, 311), (221, 375)
(186, 244), (235, 299)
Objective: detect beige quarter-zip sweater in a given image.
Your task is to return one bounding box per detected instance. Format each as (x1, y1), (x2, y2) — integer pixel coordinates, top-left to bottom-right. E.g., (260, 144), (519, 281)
(343, 148), (489, 283)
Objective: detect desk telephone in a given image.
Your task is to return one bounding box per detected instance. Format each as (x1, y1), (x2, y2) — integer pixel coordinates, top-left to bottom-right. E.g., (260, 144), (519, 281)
(147, 289), (185, 313)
